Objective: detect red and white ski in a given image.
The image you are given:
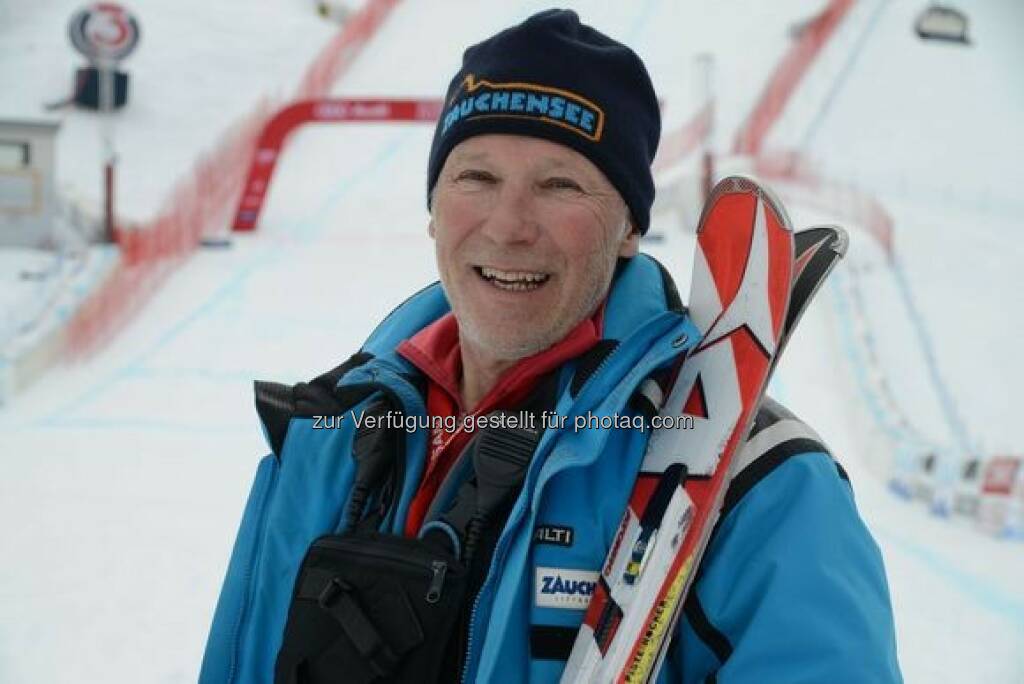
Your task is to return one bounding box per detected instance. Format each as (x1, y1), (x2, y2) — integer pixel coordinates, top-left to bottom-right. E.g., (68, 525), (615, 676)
(562, 178), (846, 683)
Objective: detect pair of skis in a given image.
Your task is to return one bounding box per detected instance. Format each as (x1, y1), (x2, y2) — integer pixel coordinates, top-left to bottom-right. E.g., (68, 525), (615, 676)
(562, 176), (849, 683)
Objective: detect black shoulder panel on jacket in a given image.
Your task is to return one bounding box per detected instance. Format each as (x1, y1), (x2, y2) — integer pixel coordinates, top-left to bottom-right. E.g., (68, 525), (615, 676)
(717, 396), (837, 523)
(748, 395), (798, 437)
(254, 380), (294, 458)
(254, 351), (374, 458)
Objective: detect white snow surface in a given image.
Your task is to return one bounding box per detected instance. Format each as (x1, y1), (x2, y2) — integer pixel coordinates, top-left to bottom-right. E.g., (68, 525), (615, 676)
(1, 1), (1023, 682)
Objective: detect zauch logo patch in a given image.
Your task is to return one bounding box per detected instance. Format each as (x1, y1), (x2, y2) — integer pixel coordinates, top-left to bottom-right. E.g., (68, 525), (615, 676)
(441, 74), (605, 142)
(535, 567), (598, 610)
(534, 525), (574, 547)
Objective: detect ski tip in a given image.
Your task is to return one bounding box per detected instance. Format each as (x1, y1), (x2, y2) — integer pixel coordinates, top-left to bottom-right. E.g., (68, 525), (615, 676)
(696, 175), (794, 236)
(796, 224), (850, 258)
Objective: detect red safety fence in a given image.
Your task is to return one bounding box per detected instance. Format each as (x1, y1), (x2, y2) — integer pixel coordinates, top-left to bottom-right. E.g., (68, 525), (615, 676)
(733, 0), (854, 156)
(62, 0), (401, 359)
(233, 97), (442, 232)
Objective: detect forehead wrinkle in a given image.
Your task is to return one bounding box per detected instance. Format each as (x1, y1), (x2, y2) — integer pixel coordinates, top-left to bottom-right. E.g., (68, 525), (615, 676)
(533, 156), (600, 177)
(448, 150), (491, 164)
(451, 142), (582, 169)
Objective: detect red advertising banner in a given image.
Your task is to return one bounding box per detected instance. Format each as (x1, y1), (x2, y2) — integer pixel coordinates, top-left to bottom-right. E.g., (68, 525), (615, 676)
(232, 97), (442, 232)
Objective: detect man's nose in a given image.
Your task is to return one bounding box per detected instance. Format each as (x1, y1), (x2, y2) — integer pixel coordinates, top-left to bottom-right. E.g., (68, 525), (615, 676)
(480, 181), (540, 245)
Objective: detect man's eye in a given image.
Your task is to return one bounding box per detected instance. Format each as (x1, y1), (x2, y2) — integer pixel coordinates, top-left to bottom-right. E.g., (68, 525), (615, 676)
(455, 170), (497, 183)
(542, 177), (583, 192)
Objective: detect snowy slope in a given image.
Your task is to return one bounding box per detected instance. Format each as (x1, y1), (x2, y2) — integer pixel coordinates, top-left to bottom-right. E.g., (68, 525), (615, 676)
(2, 1), (1022, 682)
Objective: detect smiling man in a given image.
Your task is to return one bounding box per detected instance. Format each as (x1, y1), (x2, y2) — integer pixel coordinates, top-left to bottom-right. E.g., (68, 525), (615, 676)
(429, 134), (637, 408)
(200, 10), (901, 684)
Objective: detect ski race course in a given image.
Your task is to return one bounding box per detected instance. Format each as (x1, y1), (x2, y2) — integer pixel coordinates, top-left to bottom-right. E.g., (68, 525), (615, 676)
(1, 0), (1022, 681)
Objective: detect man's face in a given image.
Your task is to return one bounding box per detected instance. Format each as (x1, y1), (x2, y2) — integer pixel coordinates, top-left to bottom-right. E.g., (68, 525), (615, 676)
(430, 134), (639, 361)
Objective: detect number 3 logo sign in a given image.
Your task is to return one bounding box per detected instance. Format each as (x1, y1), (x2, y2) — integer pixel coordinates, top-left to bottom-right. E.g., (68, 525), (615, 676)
(68, 3), (141, 63)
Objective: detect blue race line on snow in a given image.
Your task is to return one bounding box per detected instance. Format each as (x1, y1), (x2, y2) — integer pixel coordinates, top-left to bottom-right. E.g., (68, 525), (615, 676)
(875, 526), (1024, 633)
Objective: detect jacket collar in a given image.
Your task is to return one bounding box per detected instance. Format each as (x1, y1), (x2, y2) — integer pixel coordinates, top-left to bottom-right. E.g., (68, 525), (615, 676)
(395, 307), (603, 414)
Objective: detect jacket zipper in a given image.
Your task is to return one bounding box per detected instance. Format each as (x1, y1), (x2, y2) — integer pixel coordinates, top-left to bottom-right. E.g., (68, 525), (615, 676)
(460, 438), (548, 682)
(460, 353), (623, 682)
(313, 537), (452, 603)
(426, 561), (447, 603)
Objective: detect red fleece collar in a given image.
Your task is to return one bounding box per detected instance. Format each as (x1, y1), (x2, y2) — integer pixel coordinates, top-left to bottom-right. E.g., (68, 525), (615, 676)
(397, 303), (606, 414)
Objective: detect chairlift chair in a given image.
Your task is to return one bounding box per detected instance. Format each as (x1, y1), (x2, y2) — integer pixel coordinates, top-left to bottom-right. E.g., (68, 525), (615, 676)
(915, 4), (971, 45)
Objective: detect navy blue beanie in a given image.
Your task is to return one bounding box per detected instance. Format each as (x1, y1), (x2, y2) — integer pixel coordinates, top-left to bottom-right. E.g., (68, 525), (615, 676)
(427, 9), (661, 234)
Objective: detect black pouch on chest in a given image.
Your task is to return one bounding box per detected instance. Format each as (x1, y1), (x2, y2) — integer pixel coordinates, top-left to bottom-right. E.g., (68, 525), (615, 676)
(274, 531), (468, 684)
(274, 399), (545, 684)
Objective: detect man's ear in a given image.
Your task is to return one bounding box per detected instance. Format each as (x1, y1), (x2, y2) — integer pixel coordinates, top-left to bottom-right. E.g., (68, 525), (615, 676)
(428, 218), (436, 238)
(617, 219), (640, 258)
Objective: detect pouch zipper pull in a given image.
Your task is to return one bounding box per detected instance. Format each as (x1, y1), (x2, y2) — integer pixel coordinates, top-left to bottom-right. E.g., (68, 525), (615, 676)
(426, 560), (447, 603)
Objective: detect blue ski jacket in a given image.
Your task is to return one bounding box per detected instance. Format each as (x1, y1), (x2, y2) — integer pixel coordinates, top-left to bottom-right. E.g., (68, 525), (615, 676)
(199, 254), (902, 683)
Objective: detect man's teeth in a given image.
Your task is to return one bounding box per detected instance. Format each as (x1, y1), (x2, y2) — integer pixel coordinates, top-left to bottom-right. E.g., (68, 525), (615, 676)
(480, 267), (548, 282)
(479, 266), (550, 290)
